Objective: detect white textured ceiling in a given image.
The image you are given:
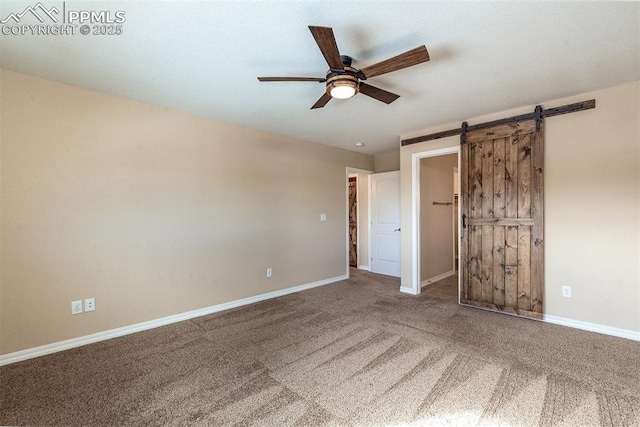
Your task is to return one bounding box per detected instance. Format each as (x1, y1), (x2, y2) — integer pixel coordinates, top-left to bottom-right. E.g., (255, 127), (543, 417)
(1, 1), (639, 154)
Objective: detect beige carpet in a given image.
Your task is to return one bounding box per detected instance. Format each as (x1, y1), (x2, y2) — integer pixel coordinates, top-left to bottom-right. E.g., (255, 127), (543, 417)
(1, 269), (639, 426)
(421, 273), (459, 301)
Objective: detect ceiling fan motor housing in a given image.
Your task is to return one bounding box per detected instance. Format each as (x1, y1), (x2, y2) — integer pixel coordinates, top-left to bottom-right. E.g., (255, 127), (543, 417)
(325, 66), (359, 98)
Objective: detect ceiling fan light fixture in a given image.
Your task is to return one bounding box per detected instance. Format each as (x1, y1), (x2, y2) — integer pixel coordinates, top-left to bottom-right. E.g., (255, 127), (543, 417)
(330, 83), (357, 99)
(326, 73), (359, 99)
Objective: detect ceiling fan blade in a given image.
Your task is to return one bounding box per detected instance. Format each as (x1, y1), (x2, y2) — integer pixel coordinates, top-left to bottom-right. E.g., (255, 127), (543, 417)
(258, 77), (326, 82)
(311, 93), (332, 109)
(308, 26), (344, 70)
(359, 82), (400, 104)
(360, 45), (430, 79)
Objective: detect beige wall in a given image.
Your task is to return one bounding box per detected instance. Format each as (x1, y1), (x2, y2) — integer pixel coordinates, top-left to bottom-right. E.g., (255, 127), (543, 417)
(401, 81), (640, 333)
(0, 70), (374, 355)
(374, 150), (400, 172)
(420, 154), (457, 281)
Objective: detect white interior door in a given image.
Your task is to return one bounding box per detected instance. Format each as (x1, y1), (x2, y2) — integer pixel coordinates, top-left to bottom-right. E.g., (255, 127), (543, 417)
(370, 171), (401, 277)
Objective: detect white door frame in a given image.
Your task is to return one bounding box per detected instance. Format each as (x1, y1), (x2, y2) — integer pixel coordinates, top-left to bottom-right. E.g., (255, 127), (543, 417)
(345, 167), (374, 278)
(411, 146), (461, 296)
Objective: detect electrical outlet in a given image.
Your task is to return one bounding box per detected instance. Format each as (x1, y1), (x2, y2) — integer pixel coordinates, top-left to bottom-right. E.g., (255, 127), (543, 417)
(71, 300), (83, 315)
(266, 268), (273, 278)
(85, 298), (95, 312)
(562, 286), (572, 298)
(320, 213), (327, 222)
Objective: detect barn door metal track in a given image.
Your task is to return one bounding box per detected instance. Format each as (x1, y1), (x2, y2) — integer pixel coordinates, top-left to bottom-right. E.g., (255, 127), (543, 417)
(401, 99), (595, 146)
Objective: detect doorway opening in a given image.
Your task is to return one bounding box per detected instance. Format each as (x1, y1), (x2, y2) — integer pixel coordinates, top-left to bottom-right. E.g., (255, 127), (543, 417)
(345, 167), (374, 277)
(348, 175), (357, 267)
(410, 146), (461, 296)
(419, 154), (458, 301)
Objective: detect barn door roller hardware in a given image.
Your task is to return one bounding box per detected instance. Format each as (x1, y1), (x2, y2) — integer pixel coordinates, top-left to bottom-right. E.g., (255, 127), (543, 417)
(401, 99), (595, 146)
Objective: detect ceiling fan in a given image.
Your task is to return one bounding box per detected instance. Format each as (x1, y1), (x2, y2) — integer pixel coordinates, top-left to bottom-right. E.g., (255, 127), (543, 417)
(258, 26), (430, 109)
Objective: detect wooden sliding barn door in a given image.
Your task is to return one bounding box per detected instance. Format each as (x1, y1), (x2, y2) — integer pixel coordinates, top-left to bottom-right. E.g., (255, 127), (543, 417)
(460, 119), (543, 319)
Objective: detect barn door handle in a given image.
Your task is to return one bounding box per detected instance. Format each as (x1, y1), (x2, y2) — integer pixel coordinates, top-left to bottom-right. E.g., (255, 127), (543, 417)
(462, 214), (467, 229)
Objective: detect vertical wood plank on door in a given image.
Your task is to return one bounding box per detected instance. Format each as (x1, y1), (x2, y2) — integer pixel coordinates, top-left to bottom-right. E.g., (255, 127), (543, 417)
(531, 126), (544, 313)
(493, 137), (506, 307)
(493, 226), (505, 306)
(494, 137), (506, 219)
(470, 225), (482, 301)
(517, 226), (531, 311)
(461, 142), (470, 301)
(471, 142), (483, 218)
(470, 141), (483, 301)
(482, 140), (494, 218)
(481, 140), (494, 303)
(504, 135), (520, 312)
(482, 225), (493, 302)
(518, 134), (532, 218)
(504, 225), (518, 309)
(505, 136), (519, 219)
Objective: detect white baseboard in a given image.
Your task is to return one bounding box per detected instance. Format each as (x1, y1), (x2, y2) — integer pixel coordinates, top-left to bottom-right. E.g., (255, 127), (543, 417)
(0, 274), (347, 366)
(357, 265), (370, 271)
(5, 275), (637, 366)
(421, 270), (455, 288)
(544, 314), (640, 342)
